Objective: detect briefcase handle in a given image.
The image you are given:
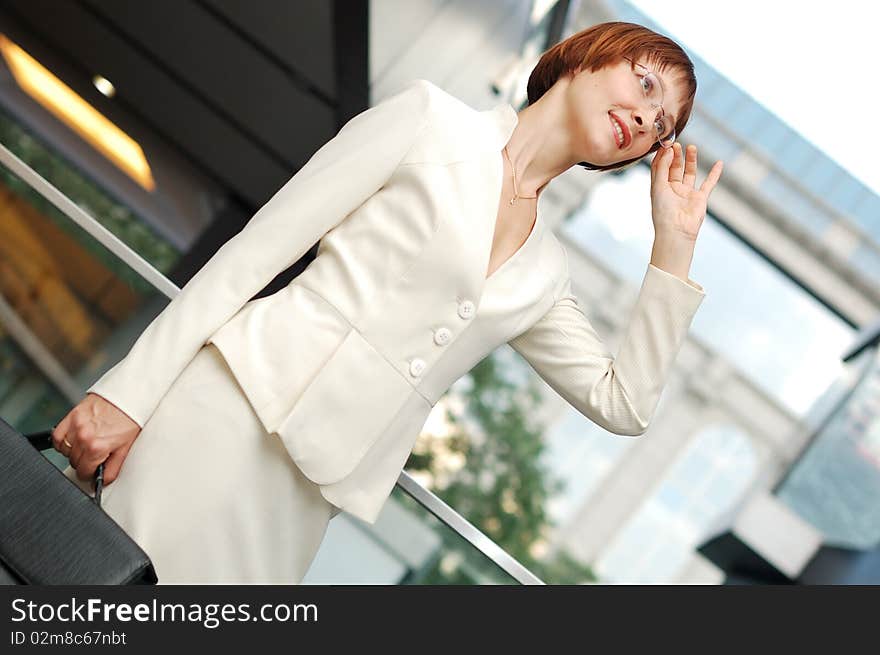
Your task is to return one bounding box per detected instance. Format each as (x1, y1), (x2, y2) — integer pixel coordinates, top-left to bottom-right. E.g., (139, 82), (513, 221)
(21, 428), (105, 507)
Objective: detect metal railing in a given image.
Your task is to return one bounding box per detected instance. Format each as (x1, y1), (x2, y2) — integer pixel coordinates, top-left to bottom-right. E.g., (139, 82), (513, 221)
(0, 142), (545, 585)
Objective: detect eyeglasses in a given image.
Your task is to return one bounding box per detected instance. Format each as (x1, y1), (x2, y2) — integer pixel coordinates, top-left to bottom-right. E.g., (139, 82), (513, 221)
(622, 57), (676, 150)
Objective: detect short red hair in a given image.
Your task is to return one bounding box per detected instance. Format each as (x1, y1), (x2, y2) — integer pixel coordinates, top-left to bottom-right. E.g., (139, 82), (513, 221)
(527, 21), (697, 172)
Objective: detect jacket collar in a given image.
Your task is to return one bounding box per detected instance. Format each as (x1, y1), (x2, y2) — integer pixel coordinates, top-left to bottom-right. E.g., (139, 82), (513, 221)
(425, 82), (518, 158)
(481, 101), (519, 151)
(433, 93), (547, 302)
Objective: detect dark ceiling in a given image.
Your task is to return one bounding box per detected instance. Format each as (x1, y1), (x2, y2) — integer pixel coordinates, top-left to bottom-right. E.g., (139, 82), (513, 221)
(0, 0), (371, 290)
(0, 0), (369, 208)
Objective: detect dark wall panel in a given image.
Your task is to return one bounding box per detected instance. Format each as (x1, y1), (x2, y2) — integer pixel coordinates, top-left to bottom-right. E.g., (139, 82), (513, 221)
(81, 0), (335, 166)
(203, 0), (336, 99)
(0, 0), (368, 293)
(1, 0), (289, 206)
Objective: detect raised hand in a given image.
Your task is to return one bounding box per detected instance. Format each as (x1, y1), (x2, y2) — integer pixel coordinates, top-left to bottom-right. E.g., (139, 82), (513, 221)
(650, 142), (723, 241)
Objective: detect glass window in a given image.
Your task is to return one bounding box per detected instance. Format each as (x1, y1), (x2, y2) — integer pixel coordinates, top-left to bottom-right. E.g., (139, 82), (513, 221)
(800, 160), (844, 199)
(759, 171), (831, 238)
(776, 347), (880, 550)
(540, 406), (636, 525)
(829, 175), (868, 216)
(726, 102), (766, 139)
(848, 242), (880, 286)
(694, 68), (721, 102)
(751, 119), (792, 158)
(563, 166), (854, 416)
(702, 80), (744, 118)
(681, 113), (741, 163)
(0, 112), (178, 443)
(776, 136), (818, 178)
(595, 424), (757, 583)
(851, 192), (880, 243)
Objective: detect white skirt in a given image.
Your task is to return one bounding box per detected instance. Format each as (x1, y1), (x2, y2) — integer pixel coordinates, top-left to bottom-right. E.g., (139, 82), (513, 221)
(63, 342), (340, 585)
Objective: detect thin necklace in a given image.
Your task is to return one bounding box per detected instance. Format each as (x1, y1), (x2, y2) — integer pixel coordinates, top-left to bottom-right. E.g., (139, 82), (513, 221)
(503, 145), (538, 206)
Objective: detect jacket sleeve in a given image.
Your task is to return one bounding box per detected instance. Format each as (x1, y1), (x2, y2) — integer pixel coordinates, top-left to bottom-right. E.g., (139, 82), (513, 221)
(86, 79), (433, 429)
(507, 251), (705, 436)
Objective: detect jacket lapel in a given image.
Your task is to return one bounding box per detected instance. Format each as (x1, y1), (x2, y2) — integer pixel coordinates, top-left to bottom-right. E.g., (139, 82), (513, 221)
(465, 101), (520, 305)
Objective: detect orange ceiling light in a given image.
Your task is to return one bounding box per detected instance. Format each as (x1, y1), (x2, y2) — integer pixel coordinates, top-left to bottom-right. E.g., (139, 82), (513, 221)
(0, 33), (155, 191)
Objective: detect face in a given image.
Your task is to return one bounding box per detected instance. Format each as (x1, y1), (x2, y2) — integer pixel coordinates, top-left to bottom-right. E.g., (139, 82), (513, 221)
(565, 56), (686, 167)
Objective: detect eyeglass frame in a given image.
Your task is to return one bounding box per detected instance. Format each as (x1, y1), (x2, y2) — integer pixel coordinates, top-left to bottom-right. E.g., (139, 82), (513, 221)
(621, 56), (676, 150)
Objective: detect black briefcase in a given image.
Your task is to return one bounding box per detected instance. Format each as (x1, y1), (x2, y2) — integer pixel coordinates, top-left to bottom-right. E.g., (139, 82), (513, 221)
(0, 416), (157, 584)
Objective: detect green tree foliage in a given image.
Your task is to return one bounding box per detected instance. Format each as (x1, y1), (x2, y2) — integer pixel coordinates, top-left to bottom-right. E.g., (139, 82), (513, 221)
(405, 350), (597, 584)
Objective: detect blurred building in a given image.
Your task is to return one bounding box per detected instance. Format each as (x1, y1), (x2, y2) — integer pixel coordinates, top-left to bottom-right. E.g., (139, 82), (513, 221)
(529, 0), (880, 583)
(0, 0), (877, 584)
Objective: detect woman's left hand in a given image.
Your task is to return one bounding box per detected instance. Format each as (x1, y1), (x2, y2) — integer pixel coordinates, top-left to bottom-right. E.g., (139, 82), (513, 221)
(650, 142), (723, 241)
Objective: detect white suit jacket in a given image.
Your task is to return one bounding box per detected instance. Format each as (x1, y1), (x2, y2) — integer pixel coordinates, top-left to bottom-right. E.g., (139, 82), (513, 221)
(86, 78), (706, 524)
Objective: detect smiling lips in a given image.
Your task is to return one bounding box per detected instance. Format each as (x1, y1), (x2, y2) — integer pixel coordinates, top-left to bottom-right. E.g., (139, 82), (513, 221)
(609, 112), (630, 149)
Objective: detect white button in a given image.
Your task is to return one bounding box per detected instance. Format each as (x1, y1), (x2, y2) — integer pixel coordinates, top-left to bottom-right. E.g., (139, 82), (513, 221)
(409, 358), (426, 377)
(434, 327), (452, 346)
(458, 300), (475, 320)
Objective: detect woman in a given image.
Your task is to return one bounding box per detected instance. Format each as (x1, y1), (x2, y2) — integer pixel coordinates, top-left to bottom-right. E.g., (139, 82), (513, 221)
(56, 21), (722, 584)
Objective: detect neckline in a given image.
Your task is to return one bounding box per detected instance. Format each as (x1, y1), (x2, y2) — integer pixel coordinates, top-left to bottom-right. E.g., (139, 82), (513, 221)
(485, 148), (541, 283)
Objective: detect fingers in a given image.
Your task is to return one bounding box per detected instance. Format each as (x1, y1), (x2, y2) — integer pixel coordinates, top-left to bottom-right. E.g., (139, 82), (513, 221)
(51, 413), (72, 455)
(52, 395), (140, 484)
(53, 408), (84, 469)
(682, 144), (698, 188)
(102, 441), (133, 485)
(74, 447), (105, 482)
(651, 145), (673, 187)
(68, 438), (88, 479)
(668, 142), (685, 183)
(52, 403), (103, 481)
(699, 160), (724, 195)
(59, 434), (74, 459)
